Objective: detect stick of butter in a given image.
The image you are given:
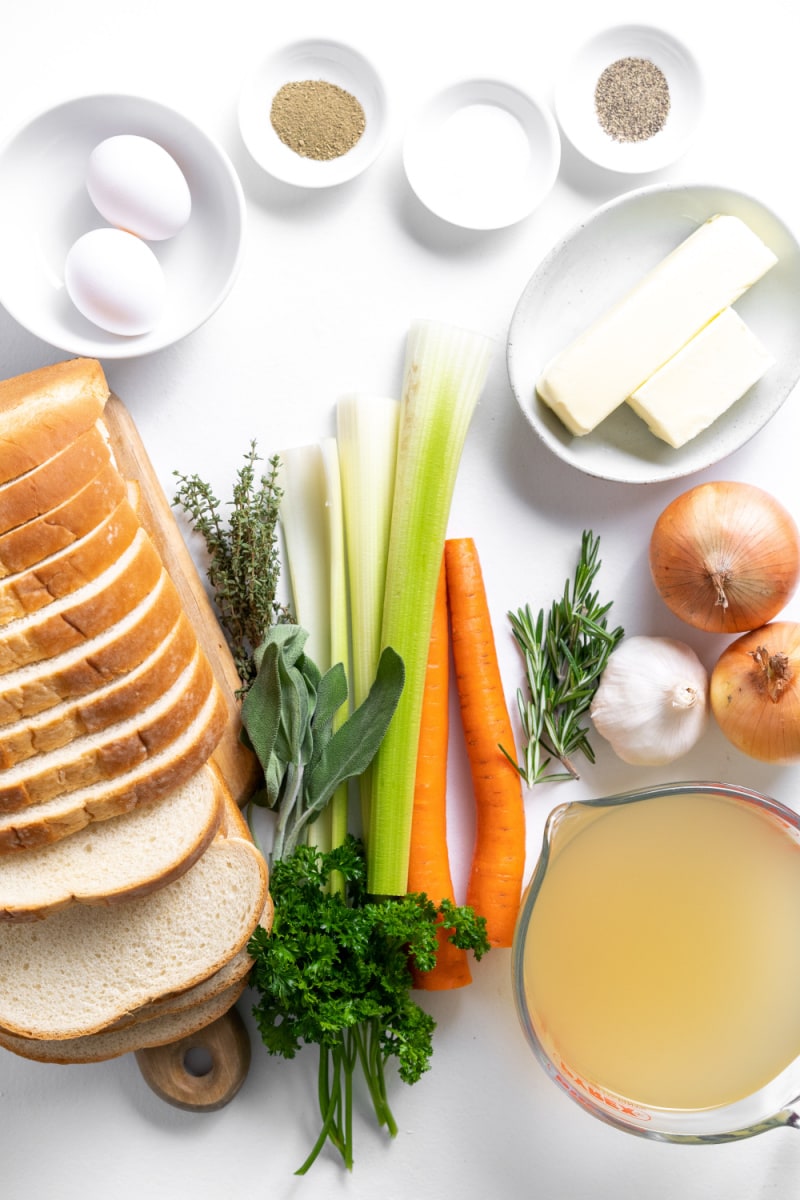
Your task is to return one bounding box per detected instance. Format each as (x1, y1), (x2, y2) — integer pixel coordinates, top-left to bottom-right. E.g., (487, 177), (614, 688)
(627, 307), (774, 449)
(536, 214), (778, 436)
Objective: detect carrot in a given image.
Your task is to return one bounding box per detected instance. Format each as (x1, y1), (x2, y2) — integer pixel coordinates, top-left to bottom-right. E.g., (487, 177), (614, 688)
(445, 537), (525, 948)
(407, 557), (472, 990)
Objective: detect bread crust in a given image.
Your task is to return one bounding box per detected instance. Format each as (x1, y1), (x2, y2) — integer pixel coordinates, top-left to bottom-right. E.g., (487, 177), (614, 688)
(0, 980), (247, 1063)
(0, 578), (186, 727)
(0, 765), (225, 922)
(0, 651), (219, 812)
(0, 530), (164, 675)
(0, 358), (109, 485)
(0, 424), (111, 537)
(0, 682), (228, 852)
(0, 458), (126, 578)
(0, 609), (198, 768)
(0, 496), (142, 625)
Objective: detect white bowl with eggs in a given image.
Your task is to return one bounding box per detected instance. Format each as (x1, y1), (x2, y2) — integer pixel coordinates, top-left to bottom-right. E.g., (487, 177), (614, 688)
(0, 94), (246, 358)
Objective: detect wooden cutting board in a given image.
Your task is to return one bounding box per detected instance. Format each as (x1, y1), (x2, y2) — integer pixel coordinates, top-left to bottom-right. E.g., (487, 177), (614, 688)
(104, 393), (262, 1111)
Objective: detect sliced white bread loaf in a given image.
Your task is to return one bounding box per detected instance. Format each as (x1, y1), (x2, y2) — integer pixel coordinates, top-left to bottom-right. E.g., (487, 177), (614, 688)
(0, 572), (184, 726)
(0, 681), (228, 852)
(0, 642), (215, 806)
(0, 764), (223, 920)
(0, 607), (199, 768)
(0, 527), (163, 674)
(0, 358), (109, 486)
(0, 423), (112, 537)
(0, 457), (127, 578)
(0, 833), (268, 1039)
(0, 978), (248, 1063)
(0, 648), (219, 811)
(0, 493), (141, 625)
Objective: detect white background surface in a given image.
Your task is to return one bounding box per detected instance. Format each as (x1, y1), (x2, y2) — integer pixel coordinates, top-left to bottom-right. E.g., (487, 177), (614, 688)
(2, 1), (800, 1197)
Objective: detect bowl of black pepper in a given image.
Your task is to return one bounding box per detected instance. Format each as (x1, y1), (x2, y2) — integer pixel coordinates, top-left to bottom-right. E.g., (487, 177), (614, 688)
(554, 24), (704, 174)
(238, 37), (388, 188)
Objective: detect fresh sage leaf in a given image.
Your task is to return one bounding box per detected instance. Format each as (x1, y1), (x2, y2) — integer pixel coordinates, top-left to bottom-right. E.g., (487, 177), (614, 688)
(306, 647), (405, 811)
(240, 637), (282, 770)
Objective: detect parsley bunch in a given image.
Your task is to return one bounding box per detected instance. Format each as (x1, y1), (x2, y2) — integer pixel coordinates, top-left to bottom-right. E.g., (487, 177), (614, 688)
(248, 836), (488, 1173)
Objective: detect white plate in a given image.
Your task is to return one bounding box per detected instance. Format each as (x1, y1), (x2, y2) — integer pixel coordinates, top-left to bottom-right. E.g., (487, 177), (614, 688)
(507, 183), (800, 484)
(403, 79), (560, 230)
(555, 24), (704, 174)
(238, 38), (388, 188)
(0, 94), (245, 359)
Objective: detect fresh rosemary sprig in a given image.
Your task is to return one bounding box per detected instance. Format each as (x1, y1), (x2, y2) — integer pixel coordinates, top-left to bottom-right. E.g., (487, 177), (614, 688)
(506, 530), (624, 786)
(173, 442), (292, 686)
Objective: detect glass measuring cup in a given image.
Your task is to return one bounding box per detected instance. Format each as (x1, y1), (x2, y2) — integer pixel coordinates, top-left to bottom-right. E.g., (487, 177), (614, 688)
(511, 780), (800, 1144)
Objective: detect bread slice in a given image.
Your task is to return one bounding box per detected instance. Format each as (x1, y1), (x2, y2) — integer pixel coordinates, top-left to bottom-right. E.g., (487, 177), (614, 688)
(0, 649), (219, 811)
(0, 423), (111, 537)
(0, 570), (183, 726)
(0, 679), (228, 852)
(111, 896), (270, 1029)
(0, 457), (126, 578)
(0, 979), (248, 1063)
(0, 528), (162, 675)
(0, 358), (109, 486)
(0, 764), (223, 921)
(0, 833), (268, 1039)
(0, 494), (141, 626)
(0, 608), (199, 768)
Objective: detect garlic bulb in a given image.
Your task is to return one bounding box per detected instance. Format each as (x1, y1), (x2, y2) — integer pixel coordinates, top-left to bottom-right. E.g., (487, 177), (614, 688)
(590, 635), (709, 766)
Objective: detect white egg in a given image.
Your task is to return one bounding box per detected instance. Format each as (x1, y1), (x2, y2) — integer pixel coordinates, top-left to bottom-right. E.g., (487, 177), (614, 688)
(64, 228), (167, 336)
(86, 134), (192, 241)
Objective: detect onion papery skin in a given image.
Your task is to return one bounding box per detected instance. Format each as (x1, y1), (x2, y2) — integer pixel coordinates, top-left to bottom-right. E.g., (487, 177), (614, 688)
(649, 481), (800, 634)
(710, 621), (800, 763)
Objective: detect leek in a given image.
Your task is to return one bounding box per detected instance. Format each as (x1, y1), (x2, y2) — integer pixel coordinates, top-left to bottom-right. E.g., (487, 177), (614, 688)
(279, 442), (350, 860)
(279, 444), (331, 671)
(336, 393), (400, 837)
(367, 319), (494, 897)
(319, 437), (351, 876)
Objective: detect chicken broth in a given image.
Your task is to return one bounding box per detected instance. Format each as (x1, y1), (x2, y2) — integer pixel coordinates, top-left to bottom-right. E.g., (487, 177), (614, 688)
(522, 791), (800, 1111)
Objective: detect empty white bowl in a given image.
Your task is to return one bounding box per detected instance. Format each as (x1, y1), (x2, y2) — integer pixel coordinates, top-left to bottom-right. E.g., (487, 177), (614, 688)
(403, 78), (561, 229)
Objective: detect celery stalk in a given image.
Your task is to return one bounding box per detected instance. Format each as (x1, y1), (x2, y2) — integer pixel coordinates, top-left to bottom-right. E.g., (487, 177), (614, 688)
(336, 393), (400, 837)
(367, 320), (494, 897)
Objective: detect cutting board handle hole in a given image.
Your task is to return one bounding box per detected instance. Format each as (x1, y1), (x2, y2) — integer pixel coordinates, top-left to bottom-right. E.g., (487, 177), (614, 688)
(183, 1045), (214, 1077)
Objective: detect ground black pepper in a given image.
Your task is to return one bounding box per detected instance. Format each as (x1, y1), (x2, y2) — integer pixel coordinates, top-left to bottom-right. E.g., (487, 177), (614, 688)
(270, 79), (366, 161)
(594, 57), (670, 143)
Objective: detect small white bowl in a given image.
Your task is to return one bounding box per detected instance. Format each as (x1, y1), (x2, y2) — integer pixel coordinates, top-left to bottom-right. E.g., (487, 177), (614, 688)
(555, 24), (704, 174)
(403, 79), (561, 230)
(0, 93), (246, 359)
(238, 38), (388, 188)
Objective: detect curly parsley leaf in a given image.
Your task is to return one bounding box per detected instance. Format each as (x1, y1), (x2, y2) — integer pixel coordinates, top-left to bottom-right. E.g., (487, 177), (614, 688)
(247, 838), (489, 1172)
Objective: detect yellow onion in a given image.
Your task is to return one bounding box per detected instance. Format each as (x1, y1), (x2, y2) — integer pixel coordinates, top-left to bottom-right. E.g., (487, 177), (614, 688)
(649, 481), (800, 634)
(710, 621), (800, 762)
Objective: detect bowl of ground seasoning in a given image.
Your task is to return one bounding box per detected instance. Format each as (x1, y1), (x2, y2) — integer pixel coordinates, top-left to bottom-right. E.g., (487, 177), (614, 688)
(238, 38), (388, 187)
(554, 24), (704, 174)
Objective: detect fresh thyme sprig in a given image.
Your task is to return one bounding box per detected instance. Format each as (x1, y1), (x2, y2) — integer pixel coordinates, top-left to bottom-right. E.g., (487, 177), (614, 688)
(173, 443), (292, 686)
(505, 530), (624, 786)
